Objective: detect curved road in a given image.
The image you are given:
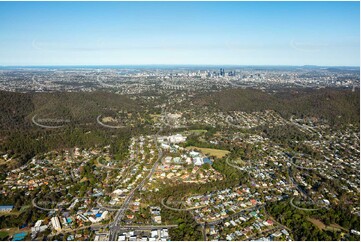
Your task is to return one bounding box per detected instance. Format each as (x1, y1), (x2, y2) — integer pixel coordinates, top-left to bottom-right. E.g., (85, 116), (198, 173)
(225, 157), (254, 183)
(32, 198), (58, 212)
(289, 198), (324, 211)
(97, 115), (124, 129)
(32, 115), (65, 129)
(225, 157), (244, 171)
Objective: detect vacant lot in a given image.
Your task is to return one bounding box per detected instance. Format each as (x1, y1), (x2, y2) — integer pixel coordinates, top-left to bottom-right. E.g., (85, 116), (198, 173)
(186, 146), (230, 158)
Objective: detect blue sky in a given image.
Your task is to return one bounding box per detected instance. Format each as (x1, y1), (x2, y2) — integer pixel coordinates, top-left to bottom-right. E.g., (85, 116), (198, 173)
(0, 1), (359, 66)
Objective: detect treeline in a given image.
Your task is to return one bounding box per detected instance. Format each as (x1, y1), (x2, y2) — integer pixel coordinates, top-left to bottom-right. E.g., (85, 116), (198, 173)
(266, 200), (360, 241)
(0, 90), (140, 130)
(193, 88), (360, 126)
(1, 127), (131, 168)
(31, 91), (139, 124)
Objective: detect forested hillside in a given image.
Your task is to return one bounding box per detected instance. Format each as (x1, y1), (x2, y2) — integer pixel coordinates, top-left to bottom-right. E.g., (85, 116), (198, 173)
(0, 88), (359, 171)
(31, 91), (138, 123)
(0, 91), (139, 170)
(0, 91), (34, 130)
(193, 88), (360, 125)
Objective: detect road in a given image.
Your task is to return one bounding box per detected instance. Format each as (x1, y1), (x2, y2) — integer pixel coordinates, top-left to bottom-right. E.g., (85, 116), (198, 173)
(32, 115), (65, 129)
(289, 116), (322, 138)
(288, 166), (310, 201)
(289, 198), (323, 211)
(96, 201), (121, 212)
(32, 198), (58, 212)
(225, 157), (255, 183)
(49, 223), (105, 237)
(284, 152), (313, 202)
(225, 157), (244, 171)
(111, 224), (178, 231)
(201, 224), (207, 241)
(96, 115), (124, 129)
(108, 114), (164, 241)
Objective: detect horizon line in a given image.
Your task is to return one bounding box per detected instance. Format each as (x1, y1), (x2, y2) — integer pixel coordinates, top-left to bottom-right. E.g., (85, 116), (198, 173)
(0, 64), (360, 68)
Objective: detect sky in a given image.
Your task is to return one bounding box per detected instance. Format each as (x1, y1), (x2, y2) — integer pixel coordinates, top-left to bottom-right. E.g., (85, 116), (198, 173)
(0, 1), (359, 66)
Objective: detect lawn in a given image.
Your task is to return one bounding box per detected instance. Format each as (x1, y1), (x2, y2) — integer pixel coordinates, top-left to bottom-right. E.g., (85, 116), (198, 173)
(186, 146), (230, 158)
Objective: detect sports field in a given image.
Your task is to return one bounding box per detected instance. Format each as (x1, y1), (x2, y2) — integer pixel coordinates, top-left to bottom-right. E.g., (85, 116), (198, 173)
(186, 146), (230, 158)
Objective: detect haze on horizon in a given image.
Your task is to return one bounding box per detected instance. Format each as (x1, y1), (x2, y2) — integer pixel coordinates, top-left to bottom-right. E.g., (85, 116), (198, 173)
(0, 1), (359, 66)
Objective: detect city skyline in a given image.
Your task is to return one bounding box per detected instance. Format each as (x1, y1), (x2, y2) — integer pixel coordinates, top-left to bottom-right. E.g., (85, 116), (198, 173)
(0, 1), (359, 66)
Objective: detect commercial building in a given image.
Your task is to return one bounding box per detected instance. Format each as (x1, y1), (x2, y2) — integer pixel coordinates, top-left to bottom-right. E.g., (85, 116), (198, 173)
(51, 216), (62, 232)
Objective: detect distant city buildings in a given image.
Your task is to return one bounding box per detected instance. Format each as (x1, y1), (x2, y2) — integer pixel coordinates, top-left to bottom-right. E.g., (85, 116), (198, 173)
(0, 66), (358, 93)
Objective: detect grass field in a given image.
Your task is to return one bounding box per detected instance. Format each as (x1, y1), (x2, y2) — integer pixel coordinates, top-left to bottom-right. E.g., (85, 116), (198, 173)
(307, 217), (326, 230)
(186, 146), (230, 158)
(307, 217), (346, 232)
